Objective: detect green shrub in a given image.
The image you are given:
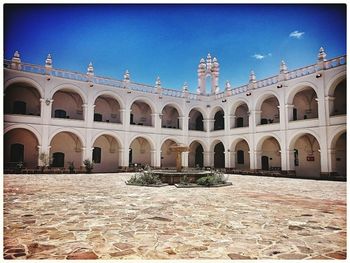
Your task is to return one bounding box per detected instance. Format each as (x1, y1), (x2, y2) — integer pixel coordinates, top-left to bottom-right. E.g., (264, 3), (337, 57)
(127, 168), (162, 186)
(83, 159), (94, 173)
(196, 171), (227, 186)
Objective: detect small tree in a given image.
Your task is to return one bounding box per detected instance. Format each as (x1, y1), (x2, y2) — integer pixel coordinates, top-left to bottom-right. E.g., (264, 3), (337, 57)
(68, 161), (75, 173)
(83, 159), (94, 174)
(39, 152), (51, 173)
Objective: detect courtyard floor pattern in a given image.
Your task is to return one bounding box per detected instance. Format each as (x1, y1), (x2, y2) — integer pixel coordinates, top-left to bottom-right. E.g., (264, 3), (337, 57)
(3, 173), (347, 260)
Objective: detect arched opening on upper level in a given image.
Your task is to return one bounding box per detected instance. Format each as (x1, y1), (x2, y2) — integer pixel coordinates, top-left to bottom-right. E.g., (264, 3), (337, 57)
(231, 102), (249, 128)
(92, 134), (121, 172)
(161, 139), (177, 168)
(212, 107), (225, 131)
(161, 105), (180, 129)
(331, 79), (346, 116)
(94, 94), (122, 124)
(291, 87), (318, 121)
(52, 89), (85, 120)
(4, 83), (41, 116)
(50, 131), (84, 168)
(257, 94), (280, 125)
(130, 100), (153, 127)
(189, 108), (205, 131)
(4, 128), (39, 169)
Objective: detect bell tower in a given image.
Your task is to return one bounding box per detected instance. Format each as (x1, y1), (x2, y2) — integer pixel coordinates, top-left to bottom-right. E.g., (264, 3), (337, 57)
(197, 53), (220, 95)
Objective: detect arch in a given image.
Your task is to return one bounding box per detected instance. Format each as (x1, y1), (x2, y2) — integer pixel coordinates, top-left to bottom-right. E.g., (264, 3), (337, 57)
(231, 100), (250, 128)
(210, 139), (225, 152)
(4, 127), (40, 169)
(129, 96), (157, 114)
(5, 76), (44, 98)
(129, 134), (156, 151)
(49, 128), (85, 148)
(286, 82), (319, 105)
(326, 71), (346, 96)
(188, 107), (206, 131)
(91, 131), (123, 149)
(187, 105), (208, 119)
(93, 90), (125, 109)
(94, 92), (123, 123)
(291, 86), (318, 120)
(288, 129), (320, 151)
(254, 90), (281, 111)
(230, 98), (250, 114)
(230, 137), (250, 152)
(209, 105), (225, 119)
(255, 134), (281, 151)
(330, 130), (346, 178)
(92, 134), (121, 172)
(161, 104), (181, 129)
(160, 136), (181, 147)
(288, 132), (321, 178)
(161, 102), (184, 118)
(188, 140), (205, 168)
(188, 138), (209, 152)
(5, 124), (42, 145)
(330, 126), (347, 150)
(50, 83), (87, 103)
(160, 139), (177, 168)
(212, 140), (225, 168)
(129, 136), (154, 166)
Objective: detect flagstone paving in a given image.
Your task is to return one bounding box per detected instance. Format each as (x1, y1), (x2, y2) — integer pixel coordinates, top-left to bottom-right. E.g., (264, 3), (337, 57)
(3, 173), (347, 260)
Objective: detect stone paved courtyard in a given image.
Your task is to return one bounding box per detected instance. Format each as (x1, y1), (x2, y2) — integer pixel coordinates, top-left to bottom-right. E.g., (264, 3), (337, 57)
(3, 173), (347, 260)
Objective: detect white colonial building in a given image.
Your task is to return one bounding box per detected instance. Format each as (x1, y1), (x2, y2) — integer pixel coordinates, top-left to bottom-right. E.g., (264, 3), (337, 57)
(4, 48), (346, 179)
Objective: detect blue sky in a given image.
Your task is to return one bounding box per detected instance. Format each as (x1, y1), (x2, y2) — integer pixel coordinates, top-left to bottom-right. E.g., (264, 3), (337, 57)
(4, 4), (346, 93)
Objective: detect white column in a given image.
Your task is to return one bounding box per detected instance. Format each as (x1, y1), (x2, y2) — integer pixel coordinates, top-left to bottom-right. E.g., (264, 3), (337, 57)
(325, 96), (335, 125)
(285, 104), (294, 123)
(182, 152), (189, 168)
(250, 110), (261, 129)
(119, 108), (125, 125)
(230, 115), (236, 129)
(254, 150), (262, 170)
(230, 151), (236, 169)
(124, 108), (131, 129)
(151, 113), (161, 129)
(179, 116), (188, 131)
(203, 151), (212, 167)
(328, 149), (336, 173)
(224, 115), (230, 133)
(118, 148), (126, 167)
(248, 151), (255, 170)
(40, 98), (54, 124)
(225, 149), (231, 168)
(151, 149), (161, 168)
(285, 149), (295, 172)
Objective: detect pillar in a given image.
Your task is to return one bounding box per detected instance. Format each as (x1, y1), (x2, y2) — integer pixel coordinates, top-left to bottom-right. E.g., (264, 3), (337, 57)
(118, 148), (126, 168)
(254, 150), (262, 170)
(203, 151), (212, 167)
(230, 115), (236, 129)
(225, 149), (231, 168)
(178, 116), (188, 131)
(328, 149), (336, 173)
(182, 152), (189, 168)
(230, 151), (236, 169)
(151, 149), (161, 168)
(325, 96), (335, 124)
(250, 110), (261, 129)
(151, 113), (161, 129)
(285, 104), (294, 123)
(119, 108), (125, 125)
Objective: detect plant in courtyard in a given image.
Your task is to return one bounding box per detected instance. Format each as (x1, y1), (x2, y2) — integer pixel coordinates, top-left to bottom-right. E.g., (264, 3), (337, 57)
(39, 152), (51, 172)
(126, 165), (162, 186)
(180, 175), (190, 185)
(196, 170), (228, 186)
(16, 161), (24, 173)
(68, 161), (75, 173)
(83, 159), (94, 173)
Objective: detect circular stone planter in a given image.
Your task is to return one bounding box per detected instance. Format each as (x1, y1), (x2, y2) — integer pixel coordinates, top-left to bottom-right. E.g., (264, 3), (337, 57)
(152, 170), (212, 185)
(174, 182), (233, 188)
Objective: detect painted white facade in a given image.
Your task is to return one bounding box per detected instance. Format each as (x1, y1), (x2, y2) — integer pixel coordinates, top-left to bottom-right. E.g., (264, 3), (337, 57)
(4, 49), (346, 179)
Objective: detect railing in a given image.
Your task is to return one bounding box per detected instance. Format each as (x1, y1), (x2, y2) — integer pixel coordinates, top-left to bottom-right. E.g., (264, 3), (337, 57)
(4, 55), (346, 101)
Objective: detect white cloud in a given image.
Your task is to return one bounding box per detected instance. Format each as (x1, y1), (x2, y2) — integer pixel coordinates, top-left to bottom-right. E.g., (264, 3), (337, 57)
(252, 53), (272, 60)
(289, 30), (305, 39)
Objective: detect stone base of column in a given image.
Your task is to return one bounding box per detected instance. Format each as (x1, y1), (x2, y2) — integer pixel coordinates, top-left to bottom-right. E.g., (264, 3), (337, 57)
(281, 170), (296, 176)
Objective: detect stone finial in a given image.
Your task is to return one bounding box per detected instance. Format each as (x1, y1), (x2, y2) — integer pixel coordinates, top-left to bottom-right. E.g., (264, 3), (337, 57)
(318, 47), (327, 61)
(12, 51), (21, 63)
(249, 70), (256, 83)
(155, 76), (161, 88)
(45, 54), (52, 68)
(280, 60), (287, 74)
(206, 53), (212, 68)
(225, 80), (231, 90)
(123, 70), (130, 82)
(182, 82), (188, 92)
(87, 62), (94, 76)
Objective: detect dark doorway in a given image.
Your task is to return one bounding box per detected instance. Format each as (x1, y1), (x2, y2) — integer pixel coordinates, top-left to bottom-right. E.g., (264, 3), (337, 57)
(261, 155), (269, 170)
(54, 109), (67, 118)
(214, 142), (225, 168)
(195, 115), (204, 131)
(13, 101), (26, 114)
(129, 148), (133, 164)
(237, 150), (244, 164)
(10, 143), (24, 162)
(52, 152), (65, 167)
(94, 113), (102, 122)
(236, 117), (244, 128)
(195, 144), (204, 168)
(293, 108), (297, 121)
(130, 113), (134, 124)
(92, 147), (101, 163)
(214, 111), (224, 130)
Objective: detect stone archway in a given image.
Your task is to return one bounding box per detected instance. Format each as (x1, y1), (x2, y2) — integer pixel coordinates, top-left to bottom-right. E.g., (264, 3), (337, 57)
(161, 139), (177, 168)
(92, 134), (120, 172)
(214, 142), (225, 168)
(129, 137), (152, 167)
(188, 141), (204, 168)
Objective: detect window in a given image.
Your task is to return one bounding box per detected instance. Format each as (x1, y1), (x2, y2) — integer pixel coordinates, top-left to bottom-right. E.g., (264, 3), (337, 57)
(261, 118), (268, 125)
(236, 117), (244, 128)
(13, 101), (26, 114)
(54, 109), (67, 118)
(52, 152), (65, 167)
(293, 108), (297, 121)
(92, 147), (101, 163)
(195, 115), (203, 131)
(10, 143), (24, 162)
(130, 113), (135, 124)
(94, 113), (102, 122)
(214, 111), (224, 130)
(237, 150), (244, 164)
